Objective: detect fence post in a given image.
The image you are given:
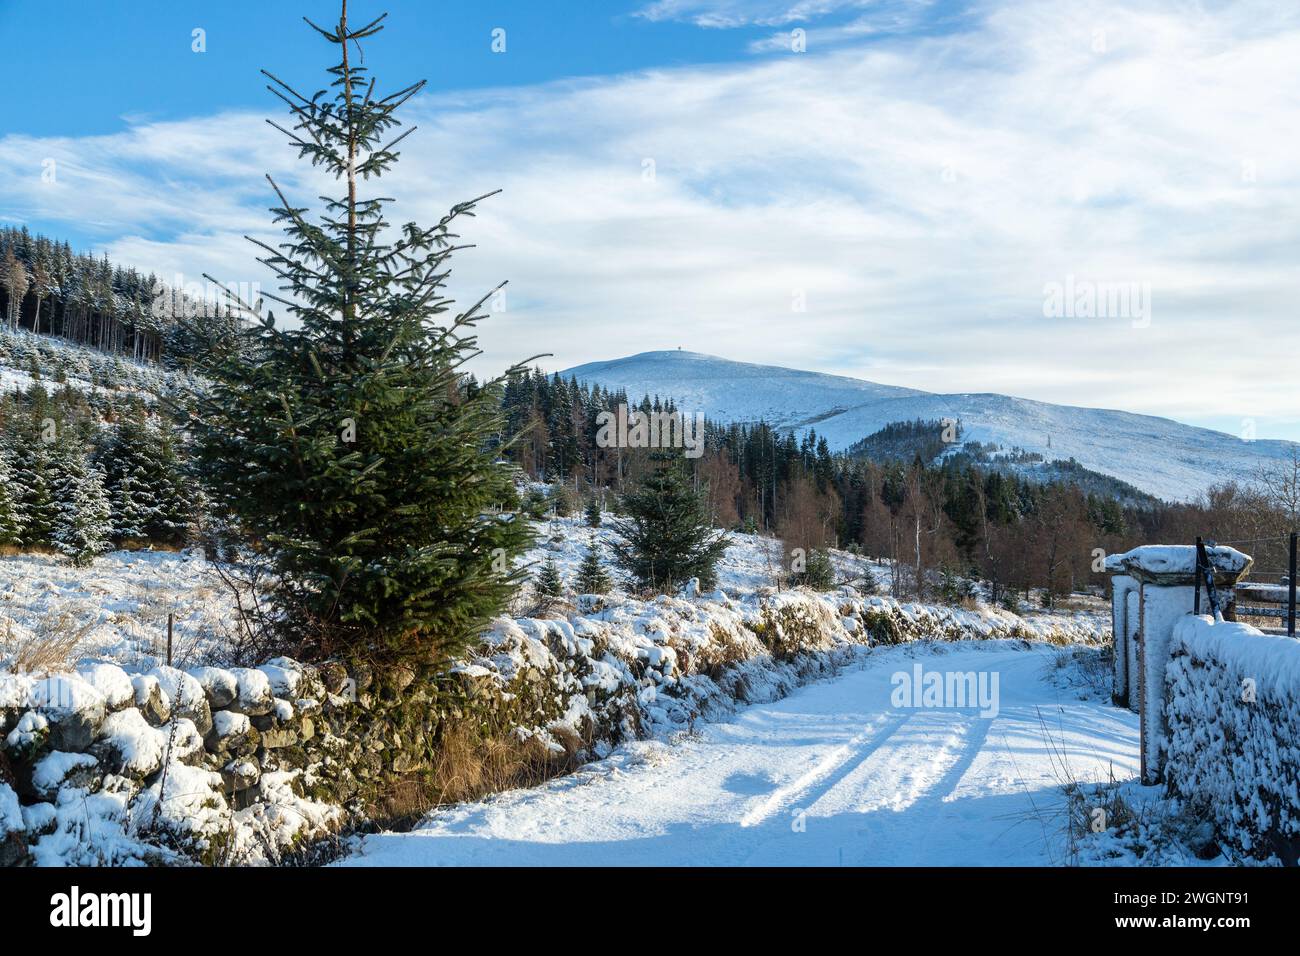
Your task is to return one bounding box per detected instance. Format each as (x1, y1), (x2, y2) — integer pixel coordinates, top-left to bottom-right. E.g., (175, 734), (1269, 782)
(1104, 552), (1137, 709)
(1195, 537), (1220, 618)
(1289, 531), (1297, 638)
(1193, 537), (1202, 615)
(167, 612), (174, 667)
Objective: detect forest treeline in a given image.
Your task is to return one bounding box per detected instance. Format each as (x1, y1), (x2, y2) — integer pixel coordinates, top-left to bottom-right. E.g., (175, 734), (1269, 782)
(1, 223), (1296, 605)
(0, 225), (237, 368)
(499, 368), (1300, 606)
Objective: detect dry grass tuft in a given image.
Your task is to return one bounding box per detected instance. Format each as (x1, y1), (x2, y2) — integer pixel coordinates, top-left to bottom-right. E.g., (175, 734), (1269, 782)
(1, 612), (95, 674)
(371, 720), (591, 829)
(680, 621), (756, 680)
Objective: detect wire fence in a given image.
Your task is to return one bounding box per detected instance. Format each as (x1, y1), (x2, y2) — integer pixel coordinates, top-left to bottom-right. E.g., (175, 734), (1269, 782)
(1211, 531), (1298, 637)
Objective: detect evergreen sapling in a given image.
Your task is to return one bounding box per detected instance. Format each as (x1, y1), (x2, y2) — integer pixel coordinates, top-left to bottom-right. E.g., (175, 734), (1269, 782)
(0, 446), (26, 547)
(10, 430), (57, 549)
(534, 556), (565, 606)
(50, 448), (112, 566)
(575, 532), (612, 595)
(610, 453), (730, 594)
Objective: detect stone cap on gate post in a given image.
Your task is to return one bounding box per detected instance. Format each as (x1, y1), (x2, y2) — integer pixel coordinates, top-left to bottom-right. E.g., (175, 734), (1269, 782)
(1105, 544), (1252, 587)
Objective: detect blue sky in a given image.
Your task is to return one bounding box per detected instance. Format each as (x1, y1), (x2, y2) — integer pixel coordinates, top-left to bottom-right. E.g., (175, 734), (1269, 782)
(2, 0), (1299, 440)
(2, 0), (966, 257)
(5, 0), (963, 140)
(6, 1), (761, 138)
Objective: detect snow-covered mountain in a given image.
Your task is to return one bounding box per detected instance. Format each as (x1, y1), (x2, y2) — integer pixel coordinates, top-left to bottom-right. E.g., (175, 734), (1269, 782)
(561, 350), (1297, 502)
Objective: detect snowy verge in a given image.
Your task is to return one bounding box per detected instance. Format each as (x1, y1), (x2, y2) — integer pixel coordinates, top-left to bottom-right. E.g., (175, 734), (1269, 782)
(466, 585), (1106, 755)
(1164, 615), (1300, 865)
(1068, 778), (1231, 866)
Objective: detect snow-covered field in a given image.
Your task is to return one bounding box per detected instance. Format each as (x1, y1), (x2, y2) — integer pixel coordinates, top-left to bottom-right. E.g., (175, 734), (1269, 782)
(0, 550), (241, 671)
(0, 518), (901, 674)
(0, 515), (1100, 675)
(342, 641), (1147, 866)
(527, 511), (882, 599)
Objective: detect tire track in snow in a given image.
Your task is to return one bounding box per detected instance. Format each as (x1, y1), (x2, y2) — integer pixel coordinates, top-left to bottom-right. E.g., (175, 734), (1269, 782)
(875, 715), (996, 864)
(738, 712), (913, 828)
(340, 644), (1142, 867)
(849, 711), (977, 814)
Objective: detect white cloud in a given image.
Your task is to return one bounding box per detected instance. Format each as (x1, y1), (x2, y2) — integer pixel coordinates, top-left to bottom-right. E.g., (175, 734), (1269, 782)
(634, 0), (940, 47)
(1, 0), (1299, 438)
(635, 0), (875, 28)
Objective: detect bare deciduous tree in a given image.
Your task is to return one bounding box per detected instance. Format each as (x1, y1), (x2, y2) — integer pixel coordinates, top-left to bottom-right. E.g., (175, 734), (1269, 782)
(2, 249), (30, 332)
(1252, 446), (1300, 531)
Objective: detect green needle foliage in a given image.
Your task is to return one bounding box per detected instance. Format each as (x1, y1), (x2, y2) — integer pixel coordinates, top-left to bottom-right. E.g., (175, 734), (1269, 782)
(792, 547), (836, 591)
(610, 453), (730, 594)
(189, 3), (532, 670)
(575, 532), (612, 595)
(534, 556), (565, 606)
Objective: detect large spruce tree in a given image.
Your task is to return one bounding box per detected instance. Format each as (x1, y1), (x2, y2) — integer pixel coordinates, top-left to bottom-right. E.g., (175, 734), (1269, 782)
(189, 3), (531, 668)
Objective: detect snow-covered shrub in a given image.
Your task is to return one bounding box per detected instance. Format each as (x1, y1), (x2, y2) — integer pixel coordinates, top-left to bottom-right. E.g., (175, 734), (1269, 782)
(1067, 776), (1219, 866)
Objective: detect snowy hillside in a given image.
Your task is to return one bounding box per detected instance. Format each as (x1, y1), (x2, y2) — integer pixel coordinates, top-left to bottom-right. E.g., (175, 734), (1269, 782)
(564, 350), (924, 428)
(0, 328), (189, 403)
(562, 351), (1298, 502)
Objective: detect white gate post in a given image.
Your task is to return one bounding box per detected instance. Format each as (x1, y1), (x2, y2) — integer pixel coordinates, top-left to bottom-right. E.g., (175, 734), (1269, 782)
(1107, 545), (1252, 784)
(1124, 589), (1140, 708)
(1105, 560), (1137, 707)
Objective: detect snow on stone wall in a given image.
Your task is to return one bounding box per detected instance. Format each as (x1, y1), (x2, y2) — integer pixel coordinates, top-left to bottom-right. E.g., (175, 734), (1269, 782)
(1165, 615), (1300, 864)
(1, 585), (1105, 866)
(1, 658), (343, 866)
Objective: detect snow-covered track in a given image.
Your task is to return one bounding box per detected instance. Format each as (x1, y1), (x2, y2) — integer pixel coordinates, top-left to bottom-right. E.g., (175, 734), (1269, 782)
(341, 642), (1138, 867)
